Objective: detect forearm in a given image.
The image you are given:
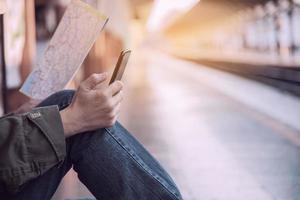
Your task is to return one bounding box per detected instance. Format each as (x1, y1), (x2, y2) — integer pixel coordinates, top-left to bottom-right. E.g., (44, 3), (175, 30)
(60, 107), (82, 138)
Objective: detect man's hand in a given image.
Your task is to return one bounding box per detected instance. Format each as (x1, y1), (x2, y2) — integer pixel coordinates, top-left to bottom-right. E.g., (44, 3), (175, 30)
(60, 73), (124, 137)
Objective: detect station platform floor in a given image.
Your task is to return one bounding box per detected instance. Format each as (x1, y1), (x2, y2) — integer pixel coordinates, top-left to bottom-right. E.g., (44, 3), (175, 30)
(52, 49), (300, 200)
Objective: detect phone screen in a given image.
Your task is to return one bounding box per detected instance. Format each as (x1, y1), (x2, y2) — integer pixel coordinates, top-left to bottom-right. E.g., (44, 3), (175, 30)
(109, 50), (131, 84)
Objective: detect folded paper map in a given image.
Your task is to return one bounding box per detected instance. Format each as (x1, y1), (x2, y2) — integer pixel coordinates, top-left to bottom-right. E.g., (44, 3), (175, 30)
(20, 0), (108, 100)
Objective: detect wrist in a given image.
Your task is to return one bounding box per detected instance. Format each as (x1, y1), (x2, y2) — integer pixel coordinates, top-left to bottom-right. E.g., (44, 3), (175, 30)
(60, 107), (81, 137)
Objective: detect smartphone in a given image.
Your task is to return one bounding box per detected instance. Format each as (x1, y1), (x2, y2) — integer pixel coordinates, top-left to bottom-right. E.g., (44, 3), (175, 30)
(109, 50), (131, 84)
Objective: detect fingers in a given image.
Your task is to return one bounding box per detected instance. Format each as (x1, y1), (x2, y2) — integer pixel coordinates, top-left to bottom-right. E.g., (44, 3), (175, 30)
(106, 103), (121, 127)
(80, 73), (108, 90)
(106, 81), (123, 96)
(112, 103), (121, 116)
(111, 91), (123, 107)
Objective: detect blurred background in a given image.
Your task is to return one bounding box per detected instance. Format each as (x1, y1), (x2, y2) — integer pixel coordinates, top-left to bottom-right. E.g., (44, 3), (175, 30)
(1, 0), (300, 199)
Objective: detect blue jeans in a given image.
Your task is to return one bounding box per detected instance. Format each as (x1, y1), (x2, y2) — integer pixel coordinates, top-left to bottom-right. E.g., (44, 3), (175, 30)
(1, 90), (182, 200)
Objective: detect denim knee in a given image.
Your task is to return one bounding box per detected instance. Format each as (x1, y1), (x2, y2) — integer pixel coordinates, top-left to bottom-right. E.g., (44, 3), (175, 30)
(37, 90), (75, 110)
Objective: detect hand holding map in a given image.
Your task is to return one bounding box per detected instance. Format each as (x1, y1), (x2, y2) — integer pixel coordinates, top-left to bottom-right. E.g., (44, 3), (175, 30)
(20, 0), (108, 100)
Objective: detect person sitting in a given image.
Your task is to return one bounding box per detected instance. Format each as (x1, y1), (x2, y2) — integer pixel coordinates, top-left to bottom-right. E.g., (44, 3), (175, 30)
(0, 73), (182, 200)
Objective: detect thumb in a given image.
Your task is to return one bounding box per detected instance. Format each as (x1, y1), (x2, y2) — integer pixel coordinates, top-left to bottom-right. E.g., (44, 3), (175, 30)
(80, 73), (108, 90)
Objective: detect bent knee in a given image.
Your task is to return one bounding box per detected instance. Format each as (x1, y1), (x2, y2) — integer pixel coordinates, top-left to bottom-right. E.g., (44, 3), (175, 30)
(37, 90), (75, 110)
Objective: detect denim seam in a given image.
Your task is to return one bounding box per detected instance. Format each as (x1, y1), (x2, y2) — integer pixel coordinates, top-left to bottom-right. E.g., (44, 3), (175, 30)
(104, 127), (179, 200)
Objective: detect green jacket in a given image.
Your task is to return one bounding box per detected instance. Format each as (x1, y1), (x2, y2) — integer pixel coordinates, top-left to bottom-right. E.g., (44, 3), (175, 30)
(0, 105), (66, 193)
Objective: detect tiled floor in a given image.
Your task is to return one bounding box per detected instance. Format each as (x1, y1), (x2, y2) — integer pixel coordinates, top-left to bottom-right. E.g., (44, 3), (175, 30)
(52, 49), (300, 200)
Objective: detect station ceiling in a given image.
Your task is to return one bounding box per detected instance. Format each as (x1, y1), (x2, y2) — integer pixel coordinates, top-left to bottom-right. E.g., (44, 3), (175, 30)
(128, 0), (277, 35)
(129, 0), (275, 26)
(129, 0), (273, 9)
(164, 0), (275, 36)
(206, 0), (272, 6)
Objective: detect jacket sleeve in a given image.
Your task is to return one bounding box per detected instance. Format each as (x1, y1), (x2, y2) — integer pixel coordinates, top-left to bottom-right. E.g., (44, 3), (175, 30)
(0, 105), (66, 193)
